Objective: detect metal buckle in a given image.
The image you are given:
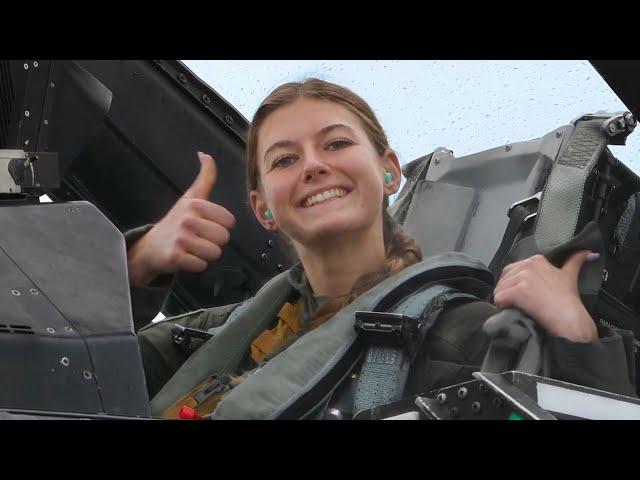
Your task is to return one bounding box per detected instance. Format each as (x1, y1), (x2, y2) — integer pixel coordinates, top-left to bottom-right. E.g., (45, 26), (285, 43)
(354, 311), (423, 356)
(507, 191), (542, 219)
(571, 111), (636, 145)
(172, 324), (214, 354)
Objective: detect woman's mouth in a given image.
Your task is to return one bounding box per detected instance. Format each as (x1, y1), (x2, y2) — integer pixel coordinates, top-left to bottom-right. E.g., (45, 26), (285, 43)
(302, 188), (350, 208)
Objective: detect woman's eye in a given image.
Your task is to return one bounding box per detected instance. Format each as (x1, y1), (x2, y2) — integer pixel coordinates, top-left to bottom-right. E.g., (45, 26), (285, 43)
(273, 156), (296, 168)
(327, 138), (352, 150)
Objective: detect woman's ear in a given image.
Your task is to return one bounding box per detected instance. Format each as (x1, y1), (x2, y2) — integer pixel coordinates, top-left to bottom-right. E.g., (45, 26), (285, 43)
(382, 150), (402, 196)
(250, 190), (276, 231)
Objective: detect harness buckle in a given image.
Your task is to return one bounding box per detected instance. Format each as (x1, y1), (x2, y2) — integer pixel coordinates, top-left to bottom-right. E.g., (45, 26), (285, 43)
(172, 324), (214, 354)
(354, 311), (424, 358)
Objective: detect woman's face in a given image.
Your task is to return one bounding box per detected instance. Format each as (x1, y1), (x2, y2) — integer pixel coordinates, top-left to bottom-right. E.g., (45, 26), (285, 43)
(251, 97), (400, 247)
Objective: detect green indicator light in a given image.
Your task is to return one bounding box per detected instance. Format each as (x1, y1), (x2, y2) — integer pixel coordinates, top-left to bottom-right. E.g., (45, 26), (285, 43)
(508, 412), (524, 420)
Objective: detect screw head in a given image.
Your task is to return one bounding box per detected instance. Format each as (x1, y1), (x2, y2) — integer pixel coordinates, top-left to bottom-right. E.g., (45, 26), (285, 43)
(267, 240), (274, 247)
(24, 111), (30, 117)
(60, 357), (70, 367)
(11, 290), (21, 296)
(23, 63), (28, 70)
(83, 370), (92, 380)
(33, 61), (38, 68)
(43, 120), (48, 125)
(457, 387), (468, 400)
(277, 264), (283, 271)
(609, 123), (617, 133)
(178, 73), (187, 83)
(602, 269), (609, 283)
(50, 82), (55, 88)
(225, 115), (234, 126)
(64, 326), (73, 332)
(201, 94), (211, 105)
(472, 401), (482, 414)
(437, 393), (447, 405)
(260, 253), (268, 261)
(555, 131), (562, 138)
(29, 288), (38, 295)
(46, 327), (55, 334)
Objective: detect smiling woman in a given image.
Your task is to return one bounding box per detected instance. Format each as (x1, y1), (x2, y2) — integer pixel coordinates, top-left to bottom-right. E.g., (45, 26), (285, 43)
(130, 78), (637, 420)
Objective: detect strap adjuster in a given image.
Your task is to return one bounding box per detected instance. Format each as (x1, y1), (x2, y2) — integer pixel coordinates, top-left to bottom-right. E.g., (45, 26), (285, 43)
(172, 324), (214, 354)
(354, 311), (424, 358)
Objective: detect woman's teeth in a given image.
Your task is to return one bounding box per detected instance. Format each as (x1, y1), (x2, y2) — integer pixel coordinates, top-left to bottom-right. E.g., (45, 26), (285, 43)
(303, 188), (348, 208)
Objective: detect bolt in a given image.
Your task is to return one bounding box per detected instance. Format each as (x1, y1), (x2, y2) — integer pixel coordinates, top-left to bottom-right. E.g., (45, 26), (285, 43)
(225, 115), (234, 126)
(83, 370), (92, 380)
(505, 145), (512, 152)
(50, 82), (55, 88)
(46, 327), (55, 334)
(493, 397), (503, 408)
(450, 406), (459, 418)
(43, 120), (48, 125)
(33, 61), (38, 68)
(60, 357), (70, 367)
(23, 63), (28, 70)
(624, 113), (636, 127)
(29, 288), (38, 295)
(201, 94), (211, 105)
(457, 387), (468, 400)
(437, 393), (447, 405)
(555, 131), (562, 138)
(25, 111), (30, 117)
(267, 240), (274, 247)
(178, 73), (187, 83)
(11, 290), (21, 296)
(472, 401), (482, 414)
(260, 253), (268, 261)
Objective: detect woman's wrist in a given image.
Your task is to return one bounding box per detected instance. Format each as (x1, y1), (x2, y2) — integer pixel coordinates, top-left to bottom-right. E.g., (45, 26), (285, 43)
(127, 236), (160, 287)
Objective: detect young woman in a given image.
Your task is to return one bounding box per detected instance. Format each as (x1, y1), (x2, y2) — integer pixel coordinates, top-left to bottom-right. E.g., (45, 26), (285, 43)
(127, 79), (636, 419)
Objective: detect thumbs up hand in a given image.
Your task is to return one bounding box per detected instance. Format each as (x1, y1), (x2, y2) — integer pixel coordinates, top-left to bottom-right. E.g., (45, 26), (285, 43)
(493, 251), (598, 342)
(127, 152), (236, 286)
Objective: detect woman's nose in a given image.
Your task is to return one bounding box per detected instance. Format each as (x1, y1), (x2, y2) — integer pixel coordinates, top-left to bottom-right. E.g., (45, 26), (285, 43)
(302, 153), (329, 182)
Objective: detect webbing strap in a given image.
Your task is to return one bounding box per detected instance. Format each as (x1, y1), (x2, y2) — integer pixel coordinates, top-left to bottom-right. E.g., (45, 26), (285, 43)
(488, 204), (530, 277)
(534, 120), (608, 249)
(352, 286), (472, 414)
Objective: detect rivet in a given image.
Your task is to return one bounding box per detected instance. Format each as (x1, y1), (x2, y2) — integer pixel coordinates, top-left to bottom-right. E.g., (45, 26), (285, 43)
(472, 401), (482, 414)
(457, 387), (468, 400)
(267, 240), (274, 247)
(50, 82), (55, 88)
(30, 288), (38, 295)
(33, 61), (38, 68)
(178, 73), (187, 83)
(43, 120), (48, 125)
(25, 111), (30, 117)
(225, 115), (234, 126)
(11, 290), (21, 296)
(46, 327), (55, 334)
(83, 370), (92, 380)
(60, 357), (70, 367)
(23, 63), (29, 70)
(201, 94), (211, 105)
(260, 253), (268, 261)
(64, 327), (73, 332)
(437, 393), (447, 405)
(277, 264), (283, 271)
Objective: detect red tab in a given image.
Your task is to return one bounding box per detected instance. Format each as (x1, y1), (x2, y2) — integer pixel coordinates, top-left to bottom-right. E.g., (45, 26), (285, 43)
(178, 405), (202, 420)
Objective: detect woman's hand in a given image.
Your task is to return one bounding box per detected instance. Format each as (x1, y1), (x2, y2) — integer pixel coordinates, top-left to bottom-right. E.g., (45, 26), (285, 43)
(127, 152), (236, 286)
(493, 251), (598, 343)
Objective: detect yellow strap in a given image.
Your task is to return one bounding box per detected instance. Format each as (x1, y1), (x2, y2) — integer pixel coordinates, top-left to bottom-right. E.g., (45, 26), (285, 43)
(251, 298), (304, 363)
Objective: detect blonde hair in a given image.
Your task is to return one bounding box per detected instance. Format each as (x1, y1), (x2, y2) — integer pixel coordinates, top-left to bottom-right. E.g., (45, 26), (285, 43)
(246, 78), (422, 328)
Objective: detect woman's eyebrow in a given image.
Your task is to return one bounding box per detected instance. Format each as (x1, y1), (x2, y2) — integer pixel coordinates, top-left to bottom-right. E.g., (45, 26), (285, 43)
(264, 140), (296, 163)
(318, 123), (356, 137)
